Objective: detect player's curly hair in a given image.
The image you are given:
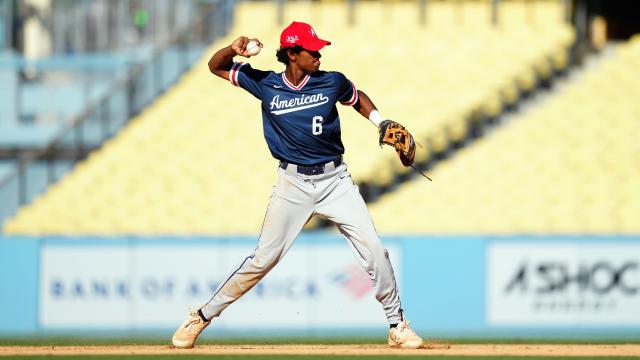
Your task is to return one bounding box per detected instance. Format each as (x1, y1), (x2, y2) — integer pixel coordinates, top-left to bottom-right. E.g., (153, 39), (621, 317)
(276, 45), (304, 64)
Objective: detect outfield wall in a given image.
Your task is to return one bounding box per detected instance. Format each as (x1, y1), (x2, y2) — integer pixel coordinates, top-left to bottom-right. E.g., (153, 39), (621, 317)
(1, 234), (639, 338)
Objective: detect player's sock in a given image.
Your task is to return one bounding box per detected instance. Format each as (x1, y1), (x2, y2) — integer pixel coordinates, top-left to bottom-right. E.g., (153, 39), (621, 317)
(197, 309), (209, 323)
(390, 323), (398, 329)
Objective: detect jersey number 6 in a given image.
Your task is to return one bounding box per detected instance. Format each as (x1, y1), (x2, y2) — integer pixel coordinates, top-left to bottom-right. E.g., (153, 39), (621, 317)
(312, 116), (323, 135)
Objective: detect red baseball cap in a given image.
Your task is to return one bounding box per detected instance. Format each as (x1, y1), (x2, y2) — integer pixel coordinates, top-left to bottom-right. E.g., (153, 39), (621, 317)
(279, 21), (331, 51)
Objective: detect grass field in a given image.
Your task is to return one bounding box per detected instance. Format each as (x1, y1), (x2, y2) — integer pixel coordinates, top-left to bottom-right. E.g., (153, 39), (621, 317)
(5, 357), (640, 360)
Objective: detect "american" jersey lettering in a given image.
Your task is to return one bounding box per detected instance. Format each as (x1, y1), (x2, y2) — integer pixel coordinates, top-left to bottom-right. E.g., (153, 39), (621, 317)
(229, 62), (359, 166)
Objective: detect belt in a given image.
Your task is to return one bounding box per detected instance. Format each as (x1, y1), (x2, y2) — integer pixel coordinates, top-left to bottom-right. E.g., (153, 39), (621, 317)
(279, 156), (343, 176)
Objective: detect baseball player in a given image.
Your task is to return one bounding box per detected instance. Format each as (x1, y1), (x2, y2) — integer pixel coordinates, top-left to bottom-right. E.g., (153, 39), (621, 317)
(172, 21), (423, 349)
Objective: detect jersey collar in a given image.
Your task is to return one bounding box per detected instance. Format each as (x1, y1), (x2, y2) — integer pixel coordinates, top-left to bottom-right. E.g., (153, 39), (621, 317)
(281, 73), (310, 91)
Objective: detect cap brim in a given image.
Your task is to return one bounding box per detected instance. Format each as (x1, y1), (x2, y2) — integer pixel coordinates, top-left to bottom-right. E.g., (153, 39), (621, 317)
(303, 38), (331, 51)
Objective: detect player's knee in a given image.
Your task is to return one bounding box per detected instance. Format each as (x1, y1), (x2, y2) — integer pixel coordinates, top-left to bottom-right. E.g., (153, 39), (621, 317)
(251, 248), (281, 271)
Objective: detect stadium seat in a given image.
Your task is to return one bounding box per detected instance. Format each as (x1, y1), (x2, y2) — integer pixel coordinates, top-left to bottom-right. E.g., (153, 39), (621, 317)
(3, 0), (576, 235)
(368, 37), (640, 233)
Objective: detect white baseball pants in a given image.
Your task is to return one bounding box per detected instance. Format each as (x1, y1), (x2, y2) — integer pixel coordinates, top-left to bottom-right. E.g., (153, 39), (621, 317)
(200, 162), (404, 324)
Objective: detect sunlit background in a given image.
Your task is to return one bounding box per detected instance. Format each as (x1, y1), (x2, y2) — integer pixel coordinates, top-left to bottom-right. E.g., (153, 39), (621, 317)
(0, 0), (639, 340)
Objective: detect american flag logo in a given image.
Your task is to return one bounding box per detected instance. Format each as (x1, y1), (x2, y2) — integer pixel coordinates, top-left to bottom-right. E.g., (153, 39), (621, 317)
(286, 35), (299, 44)
(332, 264), (373, 299)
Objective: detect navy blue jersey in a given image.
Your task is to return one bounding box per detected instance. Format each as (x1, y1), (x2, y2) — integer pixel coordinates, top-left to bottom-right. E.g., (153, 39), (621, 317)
(229, 61), (358, 166)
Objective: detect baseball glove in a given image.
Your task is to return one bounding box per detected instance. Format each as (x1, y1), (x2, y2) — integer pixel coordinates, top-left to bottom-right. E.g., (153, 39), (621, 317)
(378, 120), (416, 167)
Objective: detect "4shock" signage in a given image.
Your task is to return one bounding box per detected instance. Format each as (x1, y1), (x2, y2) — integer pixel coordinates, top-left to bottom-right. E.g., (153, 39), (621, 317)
(486, 242), (640, 325)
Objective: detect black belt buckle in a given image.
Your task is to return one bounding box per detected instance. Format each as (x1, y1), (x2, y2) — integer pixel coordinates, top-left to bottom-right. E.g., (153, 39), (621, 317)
(300, 165), (323, 176)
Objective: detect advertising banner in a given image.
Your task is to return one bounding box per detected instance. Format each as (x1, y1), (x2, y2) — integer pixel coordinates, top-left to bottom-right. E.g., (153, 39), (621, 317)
(487, 242), (640, 325)
(39, 242), (401, 329)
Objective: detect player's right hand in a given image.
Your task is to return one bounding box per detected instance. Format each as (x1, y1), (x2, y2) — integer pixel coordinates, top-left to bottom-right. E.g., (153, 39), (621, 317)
(231, 36), (262, 58)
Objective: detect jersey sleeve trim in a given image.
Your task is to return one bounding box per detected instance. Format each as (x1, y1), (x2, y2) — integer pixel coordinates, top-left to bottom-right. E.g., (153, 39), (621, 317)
(340, 82), (359, 106)
(229, 61), (246, 87)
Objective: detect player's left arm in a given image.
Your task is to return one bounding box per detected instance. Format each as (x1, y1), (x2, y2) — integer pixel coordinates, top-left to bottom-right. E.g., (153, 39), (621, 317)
(353, 90), (420, 170)
(352, 90), (381, 126)
(335, 73), (383, 127)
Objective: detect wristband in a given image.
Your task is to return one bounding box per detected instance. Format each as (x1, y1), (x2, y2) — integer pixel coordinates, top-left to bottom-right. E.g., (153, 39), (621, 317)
(368, 110), (384, 127)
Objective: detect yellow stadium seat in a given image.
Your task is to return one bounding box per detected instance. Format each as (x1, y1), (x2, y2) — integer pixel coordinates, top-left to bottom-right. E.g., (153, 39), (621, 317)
(368, 36), (640, 233)
(3, 0), (577, 235)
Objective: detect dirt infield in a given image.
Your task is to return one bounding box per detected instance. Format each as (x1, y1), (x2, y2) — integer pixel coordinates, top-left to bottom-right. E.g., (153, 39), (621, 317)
(2, 344), (640, 357)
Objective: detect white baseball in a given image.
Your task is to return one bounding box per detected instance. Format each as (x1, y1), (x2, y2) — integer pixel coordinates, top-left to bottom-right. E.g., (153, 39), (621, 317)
(246, 40), (261, 56)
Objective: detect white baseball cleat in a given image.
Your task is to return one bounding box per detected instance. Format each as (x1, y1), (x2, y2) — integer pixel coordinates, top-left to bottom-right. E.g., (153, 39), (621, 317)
(171, 310), (211, 349)
(388, 319), (423, 349)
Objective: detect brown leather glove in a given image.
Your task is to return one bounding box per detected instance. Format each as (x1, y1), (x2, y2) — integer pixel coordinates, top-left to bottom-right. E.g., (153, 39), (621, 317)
(378, 120), (416, 167)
